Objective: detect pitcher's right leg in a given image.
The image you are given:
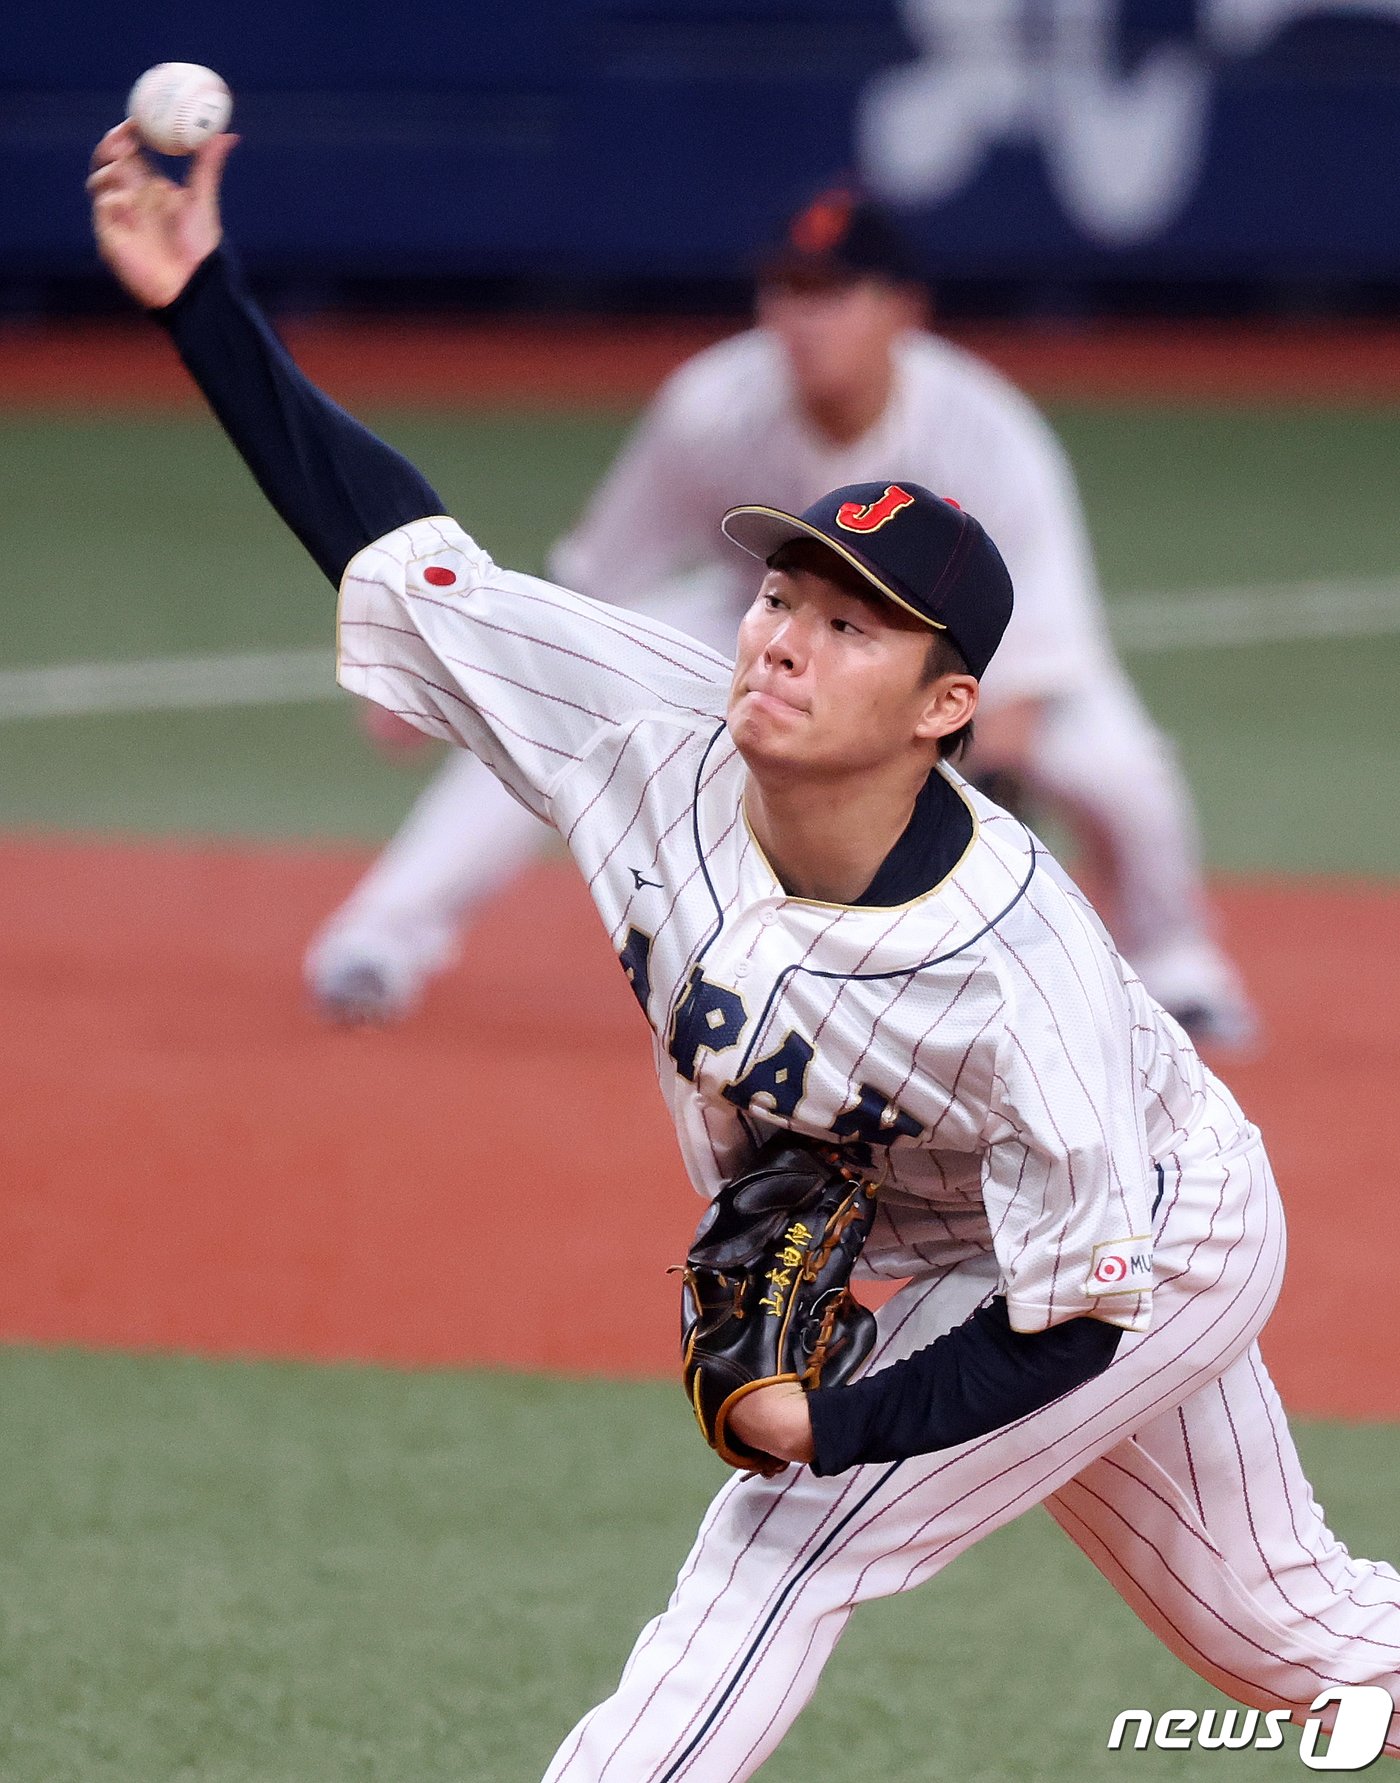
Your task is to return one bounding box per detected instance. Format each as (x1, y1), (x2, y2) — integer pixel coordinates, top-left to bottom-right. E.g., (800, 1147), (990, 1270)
(542, 1263), (993, 1783)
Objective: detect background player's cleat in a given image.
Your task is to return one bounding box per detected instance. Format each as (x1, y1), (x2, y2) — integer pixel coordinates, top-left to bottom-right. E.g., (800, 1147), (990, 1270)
(310, 959), (406, 1027)
(1135, 937), (1259, 1059)
(305, 923), (448, 1029)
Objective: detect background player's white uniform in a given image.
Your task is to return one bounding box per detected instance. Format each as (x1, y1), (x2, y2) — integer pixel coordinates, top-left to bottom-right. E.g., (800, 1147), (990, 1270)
(338, 513), (1400, 1781)
(308, 329), (1253, 1039)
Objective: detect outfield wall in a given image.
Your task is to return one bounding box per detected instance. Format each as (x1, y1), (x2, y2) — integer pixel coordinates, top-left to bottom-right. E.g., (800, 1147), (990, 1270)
(6, 0), (1400, 301)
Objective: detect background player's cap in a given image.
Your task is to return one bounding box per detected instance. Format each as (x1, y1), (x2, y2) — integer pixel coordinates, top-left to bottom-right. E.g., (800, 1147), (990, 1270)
(721, 481), (1014, 679)
(758, 186), (924, 289)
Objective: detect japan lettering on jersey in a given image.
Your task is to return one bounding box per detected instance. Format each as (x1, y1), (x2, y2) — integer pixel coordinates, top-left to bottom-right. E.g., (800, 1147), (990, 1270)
(337, 516), (1217, 1335)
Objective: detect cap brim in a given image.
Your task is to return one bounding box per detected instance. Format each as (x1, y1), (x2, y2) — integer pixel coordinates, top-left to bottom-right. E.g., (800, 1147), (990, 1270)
(720, 504), (945, 633)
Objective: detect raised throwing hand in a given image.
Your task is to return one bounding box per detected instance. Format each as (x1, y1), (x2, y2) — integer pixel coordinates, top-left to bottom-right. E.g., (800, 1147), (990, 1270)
(87, 119), (237, 309)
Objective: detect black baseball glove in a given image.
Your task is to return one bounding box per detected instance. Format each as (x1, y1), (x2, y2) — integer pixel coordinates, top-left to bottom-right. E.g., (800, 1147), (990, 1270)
(680, 1136), (880, 1475)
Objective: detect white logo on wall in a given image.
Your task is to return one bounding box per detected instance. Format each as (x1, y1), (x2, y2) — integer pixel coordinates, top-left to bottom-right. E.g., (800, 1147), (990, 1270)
(1108, 1686), (1394, 1769)
(858, 0), (1400, 245)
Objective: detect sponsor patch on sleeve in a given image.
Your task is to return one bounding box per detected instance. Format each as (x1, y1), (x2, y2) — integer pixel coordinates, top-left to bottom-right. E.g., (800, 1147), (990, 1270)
(1085, 1235), (1154, 1297)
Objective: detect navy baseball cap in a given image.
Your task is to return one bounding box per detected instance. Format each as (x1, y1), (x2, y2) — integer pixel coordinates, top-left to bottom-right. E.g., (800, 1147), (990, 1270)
(721, 481), (1014, 679)
(759, 187), (924, 289)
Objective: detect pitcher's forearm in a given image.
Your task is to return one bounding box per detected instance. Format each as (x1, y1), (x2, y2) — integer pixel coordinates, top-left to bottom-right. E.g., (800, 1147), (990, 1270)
(806, 1297), (1122, 1475)
(155, 247), (444, 587)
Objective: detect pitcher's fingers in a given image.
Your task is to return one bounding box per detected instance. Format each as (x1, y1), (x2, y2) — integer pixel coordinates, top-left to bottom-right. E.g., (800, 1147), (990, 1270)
(85, 155), (144, 199)
(187, 132), (239, 206)
(89, 119), (143, 172)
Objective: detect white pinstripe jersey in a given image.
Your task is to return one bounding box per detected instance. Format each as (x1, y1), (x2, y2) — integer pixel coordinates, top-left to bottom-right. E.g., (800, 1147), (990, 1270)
(338, 515), (1256, 1337)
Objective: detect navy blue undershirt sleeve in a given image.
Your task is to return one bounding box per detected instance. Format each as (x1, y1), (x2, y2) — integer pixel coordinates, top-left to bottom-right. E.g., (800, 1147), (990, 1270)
(806, 1296), (1122, 1475)
(153, 247), (443, 587)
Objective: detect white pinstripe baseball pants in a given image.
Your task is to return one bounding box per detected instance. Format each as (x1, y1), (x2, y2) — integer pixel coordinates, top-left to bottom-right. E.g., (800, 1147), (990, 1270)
(543, 1138), (1400, 1780)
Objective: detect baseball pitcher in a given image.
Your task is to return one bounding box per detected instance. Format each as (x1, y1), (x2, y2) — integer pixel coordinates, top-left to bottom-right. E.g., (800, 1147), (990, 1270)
(88, 124), (1400, 1781)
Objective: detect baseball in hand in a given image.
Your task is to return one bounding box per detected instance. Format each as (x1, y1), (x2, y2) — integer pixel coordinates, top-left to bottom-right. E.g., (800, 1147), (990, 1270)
(126, 63), (232, 156)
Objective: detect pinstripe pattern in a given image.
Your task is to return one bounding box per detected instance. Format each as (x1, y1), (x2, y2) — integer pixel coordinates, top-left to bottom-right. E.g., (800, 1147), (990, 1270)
(542, 1131), (1346, 1783)
(336, 518), (1400, 1780)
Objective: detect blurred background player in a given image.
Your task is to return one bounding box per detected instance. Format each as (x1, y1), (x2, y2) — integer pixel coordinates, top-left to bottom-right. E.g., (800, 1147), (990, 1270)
(306, 188), (1255, 1050)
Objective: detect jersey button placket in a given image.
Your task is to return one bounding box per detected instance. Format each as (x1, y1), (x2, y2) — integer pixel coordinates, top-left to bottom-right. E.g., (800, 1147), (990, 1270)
(731, 918), (770, 982)
(735, 905), (778, 978)
(719, 903), (778, 990)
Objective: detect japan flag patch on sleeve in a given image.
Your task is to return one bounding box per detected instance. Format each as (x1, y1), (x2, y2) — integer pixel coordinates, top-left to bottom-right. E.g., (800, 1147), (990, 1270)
(415, 554), (468, 592)
(1085, 1235), (1154, 1296)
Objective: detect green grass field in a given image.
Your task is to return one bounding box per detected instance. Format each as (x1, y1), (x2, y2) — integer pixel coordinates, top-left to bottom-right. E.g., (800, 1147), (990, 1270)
(5, 1347), (1396, 1782)
(2, 404), (1399, 868)
(3, 397), (1399, 1778)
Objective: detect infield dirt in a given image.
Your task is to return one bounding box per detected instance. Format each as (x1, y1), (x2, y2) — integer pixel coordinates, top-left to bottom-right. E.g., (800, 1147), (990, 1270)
(1, 834), (1394, 1418)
